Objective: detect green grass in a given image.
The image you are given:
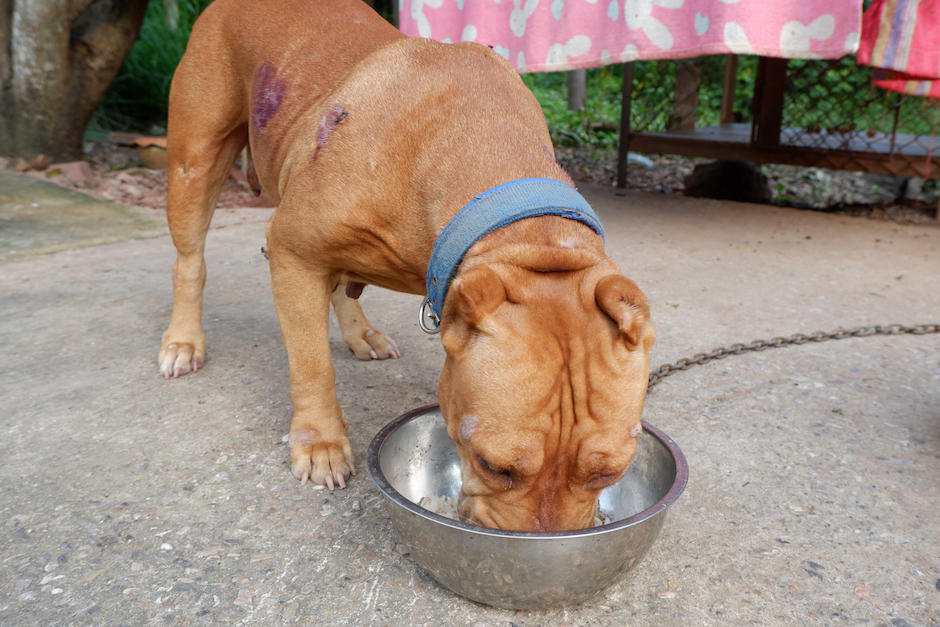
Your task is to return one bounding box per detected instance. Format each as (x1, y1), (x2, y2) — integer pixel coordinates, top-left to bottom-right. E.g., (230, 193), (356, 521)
(91, 0), (213, 135)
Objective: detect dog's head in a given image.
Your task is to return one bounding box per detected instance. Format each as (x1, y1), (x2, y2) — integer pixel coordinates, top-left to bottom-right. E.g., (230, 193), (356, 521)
(438, 250), (654, 531)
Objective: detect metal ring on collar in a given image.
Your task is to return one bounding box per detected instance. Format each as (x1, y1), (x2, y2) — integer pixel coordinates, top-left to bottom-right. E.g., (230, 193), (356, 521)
(418, 297), (441, 334)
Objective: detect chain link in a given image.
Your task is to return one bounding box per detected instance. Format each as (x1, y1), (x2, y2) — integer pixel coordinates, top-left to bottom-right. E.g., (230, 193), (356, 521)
(647, 323), (940, 391)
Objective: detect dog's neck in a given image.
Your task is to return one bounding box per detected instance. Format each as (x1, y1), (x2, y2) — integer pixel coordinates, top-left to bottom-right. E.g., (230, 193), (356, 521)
(464, 216), (608, 273)
(421, 179), (605, 330)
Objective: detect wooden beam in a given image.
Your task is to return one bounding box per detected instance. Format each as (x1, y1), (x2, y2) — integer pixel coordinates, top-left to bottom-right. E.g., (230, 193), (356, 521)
(720, 55), (738, 124)
(752, 57), (787, 149)
(626, 131), (940, 179)
(617, 62), (635, 189)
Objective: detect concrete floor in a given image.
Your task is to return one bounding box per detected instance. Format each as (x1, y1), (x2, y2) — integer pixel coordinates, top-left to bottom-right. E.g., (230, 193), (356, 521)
(1, 171), (938, 625)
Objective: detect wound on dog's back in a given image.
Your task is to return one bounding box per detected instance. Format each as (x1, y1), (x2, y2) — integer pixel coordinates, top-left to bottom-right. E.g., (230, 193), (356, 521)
(312, 105), (348, 161)
(251, 61), (286, 130)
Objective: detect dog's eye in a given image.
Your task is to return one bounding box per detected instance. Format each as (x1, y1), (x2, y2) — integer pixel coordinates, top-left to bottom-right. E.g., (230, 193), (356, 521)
(474, 453), (513, 488)
(586, 469), (626, 490)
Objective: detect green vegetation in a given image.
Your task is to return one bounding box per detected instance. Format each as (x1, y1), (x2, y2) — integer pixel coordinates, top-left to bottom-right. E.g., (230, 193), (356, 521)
(526, 55), (936, 148)
(522, 68), (623, 150)
(91, 0), (212, 135)
(523, 57), (759, 148)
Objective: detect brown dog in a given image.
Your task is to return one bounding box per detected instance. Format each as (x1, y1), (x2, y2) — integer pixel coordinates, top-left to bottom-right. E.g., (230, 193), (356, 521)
(158, 0), (654, 531)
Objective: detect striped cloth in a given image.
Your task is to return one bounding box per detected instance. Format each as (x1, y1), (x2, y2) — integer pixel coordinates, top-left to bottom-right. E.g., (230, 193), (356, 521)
(857, 0), (940, 98)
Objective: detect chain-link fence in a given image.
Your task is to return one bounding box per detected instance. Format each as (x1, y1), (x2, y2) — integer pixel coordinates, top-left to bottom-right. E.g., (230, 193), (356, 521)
(628, 56), (756, 133)
(625, 55), (940, 180)
(782, 57), (939, 162)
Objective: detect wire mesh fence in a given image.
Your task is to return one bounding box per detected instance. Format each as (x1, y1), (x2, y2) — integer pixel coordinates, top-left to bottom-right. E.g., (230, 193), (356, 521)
(626, 54), (940, 180)
(628, 56), (752, 133)
(782, 57), (940, 158)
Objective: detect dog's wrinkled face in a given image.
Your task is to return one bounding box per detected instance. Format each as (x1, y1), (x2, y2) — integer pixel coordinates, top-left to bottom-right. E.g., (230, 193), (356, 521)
(438, 259), (654, 531)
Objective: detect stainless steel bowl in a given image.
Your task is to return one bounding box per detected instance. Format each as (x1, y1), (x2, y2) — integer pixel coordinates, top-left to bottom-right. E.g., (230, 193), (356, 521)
(367, 405), (688, 609)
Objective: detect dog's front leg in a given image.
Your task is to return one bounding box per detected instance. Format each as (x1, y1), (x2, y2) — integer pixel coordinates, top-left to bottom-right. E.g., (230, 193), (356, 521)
(267, 232), (354, 489)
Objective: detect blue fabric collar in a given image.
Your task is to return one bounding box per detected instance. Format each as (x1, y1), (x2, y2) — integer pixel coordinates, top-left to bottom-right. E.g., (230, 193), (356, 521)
(420, 177), (605, 332)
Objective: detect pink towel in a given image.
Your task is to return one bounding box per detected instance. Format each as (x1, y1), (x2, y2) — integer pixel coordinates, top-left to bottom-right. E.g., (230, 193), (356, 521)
(400, 1), (862, 73)
(857, 0), (940, 98)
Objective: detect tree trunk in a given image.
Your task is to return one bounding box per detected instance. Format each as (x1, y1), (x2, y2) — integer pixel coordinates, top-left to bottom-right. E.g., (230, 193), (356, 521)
(567, 69), (586, 112)
(0, 0), (147, 161)
(0, 2), (11, 94)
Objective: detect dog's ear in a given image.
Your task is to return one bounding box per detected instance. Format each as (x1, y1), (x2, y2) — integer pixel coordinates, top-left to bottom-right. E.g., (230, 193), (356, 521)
(452, 265), (506, 327)
(441, 265), (506, 354)
(595, 274), (653, 351)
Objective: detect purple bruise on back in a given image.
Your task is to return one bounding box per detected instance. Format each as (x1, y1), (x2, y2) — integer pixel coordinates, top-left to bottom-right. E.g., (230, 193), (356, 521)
(312, 105), (348, 161)
(252, 62), (286, 131)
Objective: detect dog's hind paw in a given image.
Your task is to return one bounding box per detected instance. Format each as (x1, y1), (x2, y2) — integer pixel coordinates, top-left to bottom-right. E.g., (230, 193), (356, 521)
(347, 328), (400, 361)
(158, 341), (205, 378)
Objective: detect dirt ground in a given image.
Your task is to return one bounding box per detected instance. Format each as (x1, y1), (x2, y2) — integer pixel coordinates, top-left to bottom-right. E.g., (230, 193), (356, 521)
(1, 138), (938, 224)
(0, 140), (269, 212)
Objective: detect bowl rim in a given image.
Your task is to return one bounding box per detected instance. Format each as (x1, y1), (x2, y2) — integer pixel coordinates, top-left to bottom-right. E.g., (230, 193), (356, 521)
(367, 403), (689, 539)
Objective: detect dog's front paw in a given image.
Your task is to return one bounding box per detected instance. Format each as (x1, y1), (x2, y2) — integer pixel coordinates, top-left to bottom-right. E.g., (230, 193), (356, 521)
(289, 427), (356, 489)
(158, 332), (205, 378)
(346, 328), (400, 361)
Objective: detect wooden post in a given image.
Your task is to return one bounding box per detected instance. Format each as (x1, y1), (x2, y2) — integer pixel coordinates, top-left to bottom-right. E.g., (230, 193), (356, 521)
(617, 62), (635, 190)
(567, 69), (586, 111)
(720, 55), (738, 124)
(751, 56), (787, 149)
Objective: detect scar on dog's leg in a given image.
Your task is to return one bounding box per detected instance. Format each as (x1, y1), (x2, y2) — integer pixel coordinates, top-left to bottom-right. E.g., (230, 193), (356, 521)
(331, 279), (400, 360)
(312, 105), (348, 162)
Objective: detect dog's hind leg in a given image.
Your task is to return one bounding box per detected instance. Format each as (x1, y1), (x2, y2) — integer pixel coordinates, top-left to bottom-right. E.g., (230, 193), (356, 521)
(331, 280), (400, 360)
(158, 128), (246, 378)
(158, 32), (248, 378)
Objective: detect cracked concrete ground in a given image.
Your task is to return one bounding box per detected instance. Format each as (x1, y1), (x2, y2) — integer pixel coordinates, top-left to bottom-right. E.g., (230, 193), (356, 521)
(1, 171), (938, 625)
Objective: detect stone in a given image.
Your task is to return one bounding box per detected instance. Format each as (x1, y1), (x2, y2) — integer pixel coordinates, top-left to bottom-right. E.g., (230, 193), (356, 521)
(683, 160), (772, 204)
(48, 161), (95, 187)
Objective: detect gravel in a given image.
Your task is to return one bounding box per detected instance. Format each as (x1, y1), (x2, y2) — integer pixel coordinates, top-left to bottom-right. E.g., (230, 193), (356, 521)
(555, 146), (939, 224)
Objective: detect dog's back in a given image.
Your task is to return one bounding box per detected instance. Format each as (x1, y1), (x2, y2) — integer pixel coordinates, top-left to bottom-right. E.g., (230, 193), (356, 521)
(169, 0), (404, 194)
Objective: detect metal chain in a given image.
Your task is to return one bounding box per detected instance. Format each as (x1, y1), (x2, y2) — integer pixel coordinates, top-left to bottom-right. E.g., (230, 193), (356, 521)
(647, 323), (940, 391)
